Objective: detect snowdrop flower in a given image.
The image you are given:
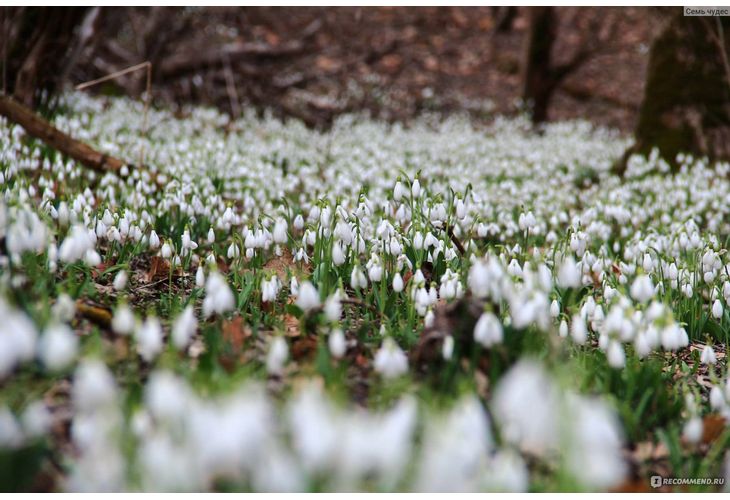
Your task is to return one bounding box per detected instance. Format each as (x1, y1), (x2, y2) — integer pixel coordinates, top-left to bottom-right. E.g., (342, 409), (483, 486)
(136, 316), (163, 362)
(550, 299), (560, 318)
(710, 385), (725, 410)
(20, 401), (51, 439)
(374, 337), (408, 379)
(195, 265), (205, 287)
(607, 340), (625, 369)
(474, 312), (503, 347)
(207, 227), (216, 244)
(556, 256), (581, 289)
(0, 407), (23, 449)
(393, 180), (405, 201)
(712, 299), (724, 320)
(701, 344), (717, 365)
(392, 272), (404, 292)
(296, 281), (320, 312)
(266, 336), (289, 375)
(112, 303), (136, 335)
(350, 265), (367, 290)
(323, 293), (342, 322)
(59, 224), (94, 263)
(148, 230), (160, 249)
(559, 319), (569, 338)
(52, 293), (76, 322)
(411, 179), (421, 198)
(630, 275), (654, 304)
(570, 314), (588, 345)
(273, 219), (288, 244)
(442, 335), (454, 360)
(172, 305), (197, 350)
(328, 328), (346, 359)
(332, 241), (345, 265)
(160, 242), (172, 259)
(203, 271), (235, 318)
(113, 270), (128, 291)
(38, 324), (78, 371)
(682, 416), (703, 444)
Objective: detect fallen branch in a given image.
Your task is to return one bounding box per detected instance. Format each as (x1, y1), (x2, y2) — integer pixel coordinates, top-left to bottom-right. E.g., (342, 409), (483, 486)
(76, 301), (112, 328)
(0, 95), (129, 175)
(160, 40), (304, 79)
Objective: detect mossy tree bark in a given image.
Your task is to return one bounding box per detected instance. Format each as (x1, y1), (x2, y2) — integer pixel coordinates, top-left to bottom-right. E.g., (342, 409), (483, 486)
(619, 10), (730, 174)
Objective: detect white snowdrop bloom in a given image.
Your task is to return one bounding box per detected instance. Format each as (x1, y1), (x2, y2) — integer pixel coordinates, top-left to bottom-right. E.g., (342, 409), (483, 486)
(468, 259), (490, 298)
(59, 224), (95, 263)
(570, 314), (588, 345)
(273, 218), (288, 244)
(323, 293), (342, 322)
(195, 265), (205, 287)
(710, 385), (725, 410)
(642, 253), (654, 272)
(135, 316), (163, 362)
(226, 242), (239, 260)
(682, 416), (703, 444)
(424, 308), (435, 328)
(52, 293), (76, 322)
(564, 394), (627, 489)
(492, 360), (559, 455)
(296, 281), (320, 312)
(481, 449), (529, 492)
(550, 299), (560, 318)
(293, 214), (304, 230)
(0, 307), (37, 378)
(713, 299), (724, 319)
(630, 274), (654, 304)
(442, 335), (454, 360)
(148, 230), (160, 249)
(38, 323), (78, 371)
(606, 340), (625, 369)
(392, 272), (404, 292)
(701, 344), (717, 365)
(411, 178), (421, 198)
(374, 337), (408, 379)
(328, 328), (346, 359)
(160, 242), (172, 259)
(172, 305), (197, 350)
(415, 396), (493, 492)
(207, 227), (216, 244)
(559, 319), (569, 338)
(332, 241), (346, 265)
(112, 303), (135, 336)
(203, 271), (235, 318)
(0, 406), (23, 449)
(350, 265), (367, 290)
(145, 371), (192, 424)
(72, 359), (118, 414)
(20, 400), (52, 439)
(557, 256), (581, 288)
(113, 270), (128, 291)
(393, 180), (405, 201)
(289, 276), (299, 297)
(474, 312), (503, 347)
(266, 336), (289, 375)
(635, 332), (651, 358)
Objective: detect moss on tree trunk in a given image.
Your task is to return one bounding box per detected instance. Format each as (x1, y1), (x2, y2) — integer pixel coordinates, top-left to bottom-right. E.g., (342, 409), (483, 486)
(626, 10), (730, 172)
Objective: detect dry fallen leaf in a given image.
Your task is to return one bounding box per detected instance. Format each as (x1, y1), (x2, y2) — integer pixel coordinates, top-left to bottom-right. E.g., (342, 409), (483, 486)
(222, 315), (251, 351)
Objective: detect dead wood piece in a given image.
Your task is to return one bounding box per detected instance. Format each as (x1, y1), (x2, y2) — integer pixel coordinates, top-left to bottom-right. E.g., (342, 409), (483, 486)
(0, 95), (128, 175)
(159, 40), (305, 79)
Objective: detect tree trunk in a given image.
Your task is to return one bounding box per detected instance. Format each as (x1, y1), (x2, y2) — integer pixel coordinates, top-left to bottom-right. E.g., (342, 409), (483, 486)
(1, 7), (88, 107)
(520, 7), (558, 124)
(621, 10), (730, 173)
